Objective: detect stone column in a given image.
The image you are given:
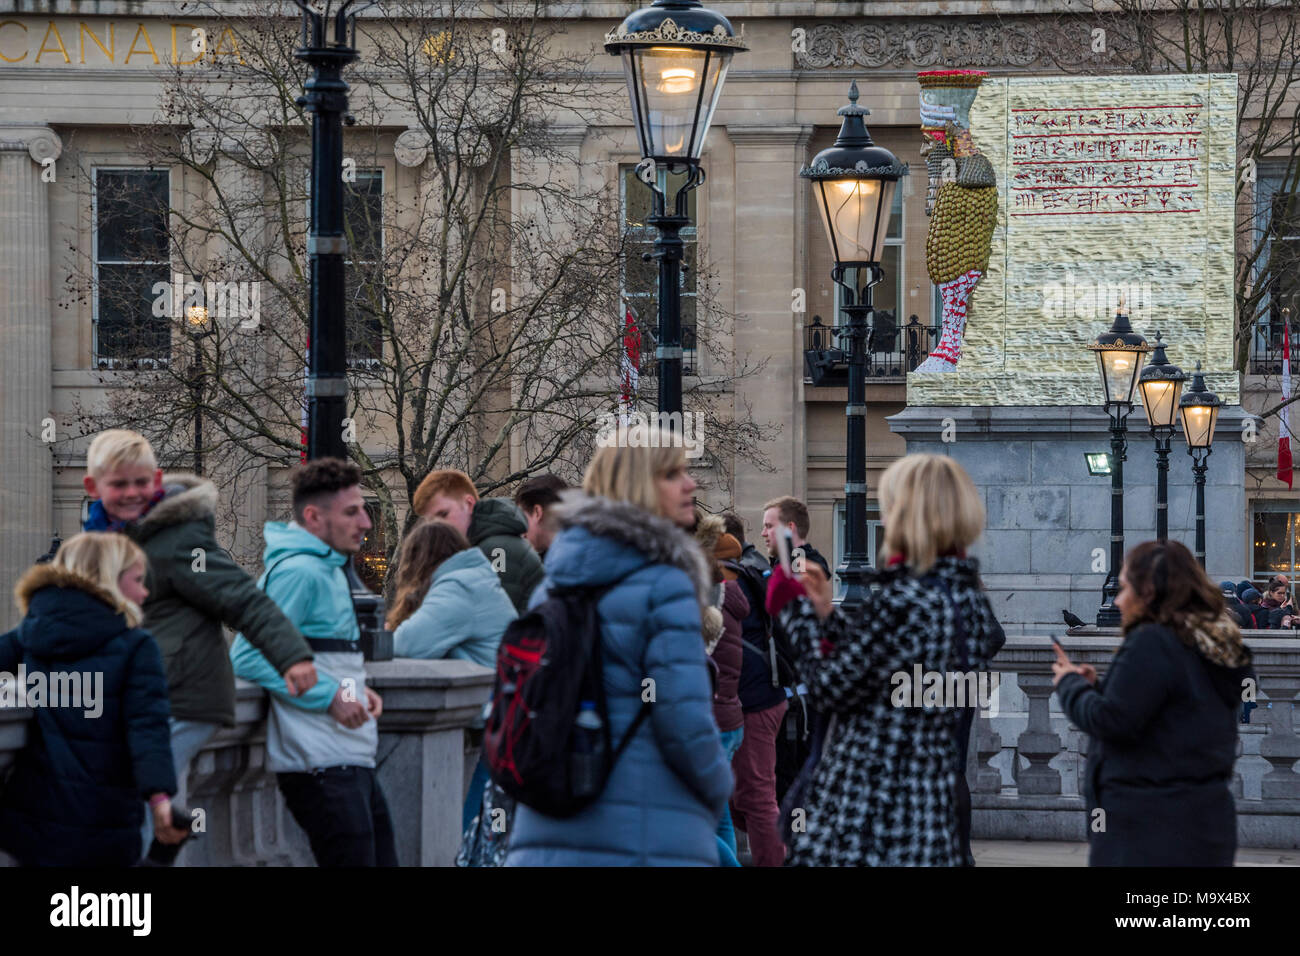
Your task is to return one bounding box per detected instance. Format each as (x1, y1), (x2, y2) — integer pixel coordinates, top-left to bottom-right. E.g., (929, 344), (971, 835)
(0, 125), (61, 612)
(726, 126), (813, 512)
(1015, 672), (1063, 795)
(507, 126), (588, 477)
(1258, 674), (1300, 801)
(368, 658), (496, 866)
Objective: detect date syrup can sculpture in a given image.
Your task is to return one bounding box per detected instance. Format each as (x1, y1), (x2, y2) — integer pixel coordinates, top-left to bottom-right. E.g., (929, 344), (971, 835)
(915, 70), (998, 374)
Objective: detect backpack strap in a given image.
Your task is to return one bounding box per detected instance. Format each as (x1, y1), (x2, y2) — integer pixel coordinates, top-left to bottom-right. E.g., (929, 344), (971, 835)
(612, 701), (652, 761)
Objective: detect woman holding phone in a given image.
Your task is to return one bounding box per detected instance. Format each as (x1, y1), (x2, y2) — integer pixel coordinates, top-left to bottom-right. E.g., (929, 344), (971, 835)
(1052, 539), (1253, 866)
(765, 454), (1005, 866)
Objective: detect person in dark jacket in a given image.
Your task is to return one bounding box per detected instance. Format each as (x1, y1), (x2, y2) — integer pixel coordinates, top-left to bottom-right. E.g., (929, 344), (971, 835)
(505, 424), (731, 866)
(721, 508), (790, 866)
(769, 454), (1006, 866)
(412, 468), (546, 613)
(695, 514), (749, 867)
(81, 429), (317, 858)
(760, 496), (831, 578)
(0, 533), (190, 866)
(1259, 581), (1295, 629)
(515, 474), (569, 560)
(1053, 539), (1253, 866)
(1240, 588), (1266, 628)
(1220, 581), (1252, 629)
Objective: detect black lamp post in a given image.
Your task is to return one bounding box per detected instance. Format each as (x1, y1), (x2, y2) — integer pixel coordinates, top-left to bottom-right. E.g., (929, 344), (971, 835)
(606, 1), (746, 423)
(294, 1), (391, 660)
(294, 0), (373, 461)
(1179, 361), (1221, 568)
(1088, 297), (1151, 626)
(1138, 331), (1186, 541)
(801, 81), (908, 611)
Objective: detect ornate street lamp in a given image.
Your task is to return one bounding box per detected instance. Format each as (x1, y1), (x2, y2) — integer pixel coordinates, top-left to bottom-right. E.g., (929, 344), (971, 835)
(801, 80), (908, 611)
(185, 290), (212, 476)
(294, 1), (391, 660)
(1179, 361), (1222, 568)
(1138, 331), (1186, 541)
(1087, 296), (1151, 626)
(606, 0), (746, 421)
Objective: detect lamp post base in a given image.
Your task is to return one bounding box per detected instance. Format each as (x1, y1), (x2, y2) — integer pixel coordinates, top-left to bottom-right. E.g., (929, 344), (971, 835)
(1096, 603), (1122, 628)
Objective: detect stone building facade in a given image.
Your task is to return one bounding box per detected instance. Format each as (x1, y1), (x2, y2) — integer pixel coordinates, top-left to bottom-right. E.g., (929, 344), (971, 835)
(0, 1), (1294, 630)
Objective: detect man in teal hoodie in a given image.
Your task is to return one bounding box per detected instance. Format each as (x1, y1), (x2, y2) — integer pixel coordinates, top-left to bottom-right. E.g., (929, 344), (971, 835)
(230, 458), (397, 867)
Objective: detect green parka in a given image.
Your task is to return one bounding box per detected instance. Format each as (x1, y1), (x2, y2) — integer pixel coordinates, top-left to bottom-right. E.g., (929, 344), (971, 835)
(467, 497), (546, 614)
(126, 474), (313, 726)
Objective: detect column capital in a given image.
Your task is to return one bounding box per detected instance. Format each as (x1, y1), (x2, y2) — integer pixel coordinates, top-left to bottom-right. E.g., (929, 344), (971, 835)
(725, 124), (814, 148)
(0, 125), (63, 165)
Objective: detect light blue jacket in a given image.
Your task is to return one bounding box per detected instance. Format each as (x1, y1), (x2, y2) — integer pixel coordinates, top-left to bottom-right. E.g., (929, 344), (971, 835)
(392, 548), (517, 667)
(504, 494), (732, 867)
(230, 521), (376, 772)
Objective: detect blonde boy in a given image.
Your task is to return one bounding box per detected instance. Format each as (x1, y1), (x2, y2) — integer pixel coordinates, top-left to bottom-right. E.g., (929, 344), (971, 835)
(83, 430), (317, 857)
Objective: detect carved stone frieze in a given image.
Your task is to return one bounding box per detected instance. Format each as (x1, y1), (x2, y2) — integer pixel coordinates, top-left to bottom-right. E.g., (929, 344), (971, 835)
(794, 19), (1101, 72)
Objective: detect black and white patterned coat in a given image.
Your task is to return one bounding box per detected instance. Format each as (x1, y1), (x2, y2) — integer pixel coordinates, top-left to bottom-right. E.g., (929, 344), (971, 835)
(778, 556), (1005, 866)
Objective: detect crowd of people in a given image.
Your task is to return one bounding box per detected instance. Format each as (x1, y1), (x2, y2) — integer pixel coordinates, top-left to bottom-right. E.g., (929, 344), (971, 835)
(1221, 576), (1296, 630)
(0, 424), (1272, 867)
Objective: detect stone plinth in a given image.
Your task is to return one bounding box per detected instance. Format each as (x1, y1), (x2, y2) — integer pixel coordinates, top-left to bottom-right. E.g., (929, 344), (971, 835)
(888, 404), (1252, 632)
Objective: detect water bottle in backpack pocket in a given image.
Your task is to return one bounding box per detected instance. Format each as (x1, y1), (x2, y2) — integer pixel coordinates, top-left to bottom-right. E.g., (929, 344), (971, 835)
(570, 701), (607, 799)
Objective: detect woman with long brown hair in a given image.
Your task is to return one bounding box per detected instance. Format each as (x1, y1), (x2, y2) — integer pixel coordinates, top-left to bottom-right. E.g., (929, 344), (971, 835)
(1053, 538), (1254, 866)
(388, 519), (516, 666)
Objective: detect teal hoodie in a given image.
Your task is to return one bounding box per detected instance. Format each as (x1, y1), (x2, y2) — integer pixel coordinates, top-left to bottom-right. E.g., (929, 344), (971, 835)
(392, 547), (517, 667)
(230, 522), (376, 772)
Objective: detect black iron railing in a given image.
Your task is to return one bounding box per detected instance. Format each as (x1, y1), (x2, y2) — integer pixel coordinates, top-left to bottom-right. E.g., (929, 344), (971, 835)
(804, 312), (939, 386)
(1248, 319), (1299, 375)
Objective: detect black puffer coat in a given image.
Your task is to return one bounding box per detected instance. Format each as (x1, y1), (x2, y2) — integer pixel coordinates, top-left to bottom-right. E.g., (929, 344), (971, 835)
(1056, 617), (1252, 866)
(0, 565), (176, 867)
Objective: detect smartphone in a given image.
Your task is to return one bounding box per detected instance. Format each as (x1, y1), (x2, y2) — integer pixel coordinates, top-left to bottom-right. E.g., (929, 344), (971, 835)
(774, 526), (794, 575)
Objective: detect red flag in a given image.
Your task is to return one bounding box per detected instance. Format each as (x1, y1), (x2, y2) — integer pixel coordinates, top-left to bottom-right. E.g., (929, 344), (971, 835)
(620, 305), (640, 418)
(1279, 321), (1293, 488)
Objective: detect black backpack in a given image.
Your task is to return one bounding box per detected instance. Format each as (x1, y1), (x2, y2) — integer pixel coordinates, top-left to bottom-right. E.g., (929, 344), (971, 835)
(483, 582), (650, 818)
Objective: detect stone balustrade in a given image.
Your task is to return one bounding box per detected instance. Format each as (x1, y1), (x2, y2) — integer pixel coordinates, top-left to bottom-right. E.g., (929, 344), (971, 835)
(971, 629), (1300, 848)
(3, 638), (1295, 863)
(0, 658), (495, 866)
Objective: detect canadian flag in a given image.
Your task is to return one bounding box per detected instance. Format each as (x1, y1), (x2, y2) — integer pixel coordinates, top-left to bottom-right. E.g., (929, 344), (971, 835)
(1279, 321), (1293, 488)
(620, 304), (640, 425)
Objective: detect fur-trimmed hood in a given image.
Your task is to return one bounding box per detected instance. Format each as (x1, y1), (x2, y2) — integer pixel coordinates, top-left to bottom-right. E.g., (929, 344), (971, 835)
(131, 472), (218, 540)
(547, 491), (714, 614)
(12, 563), (134, 659)
(15, 563), (120, 616)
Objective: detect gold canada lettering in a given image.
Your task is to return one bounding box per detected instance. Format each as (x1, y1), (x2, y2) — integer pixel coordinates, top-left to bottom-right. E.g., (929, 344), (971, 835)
(0, 19), (241, 67)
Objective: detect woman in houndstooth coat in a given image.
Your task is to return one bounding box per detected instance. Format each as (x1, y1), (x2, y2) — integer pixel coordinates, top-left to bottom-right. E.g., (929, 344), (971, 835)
(768, 454), (1005, 866)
